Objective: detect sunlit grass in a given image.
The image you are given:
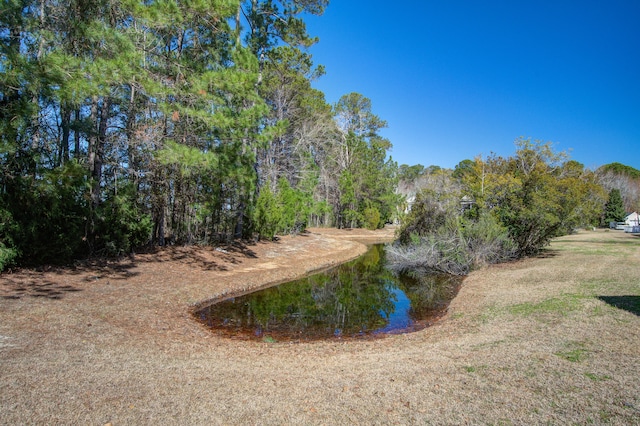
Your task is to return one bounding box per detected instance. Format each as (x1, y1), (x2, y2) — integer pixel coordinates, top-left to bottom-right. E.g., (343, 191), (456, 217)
(550, 245), (630, 257)
(506, 295), (584, 317)
(551, 232), (640, 259)
(580, 278), (640, 296)
(481, 294), (586, 323)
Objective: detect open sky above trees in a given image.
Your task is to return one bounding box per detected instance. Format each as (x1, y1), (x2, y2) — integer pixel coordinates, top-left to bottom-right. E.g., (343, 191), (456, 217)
(305, 1), (640, 169)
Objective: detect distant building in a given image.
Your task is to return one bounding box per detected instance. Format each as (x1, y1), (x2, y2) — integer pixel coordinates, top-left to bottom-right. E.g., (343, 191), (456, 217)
(460, 195), (475, 211)
(614, 212), (640, 233)
(624, 212), (639, 226)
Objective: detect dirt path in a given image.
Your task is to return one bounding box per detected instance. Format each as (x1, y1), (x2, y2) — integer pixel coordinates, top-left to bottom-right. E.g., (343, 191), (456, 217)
(1, 228), (639, 425)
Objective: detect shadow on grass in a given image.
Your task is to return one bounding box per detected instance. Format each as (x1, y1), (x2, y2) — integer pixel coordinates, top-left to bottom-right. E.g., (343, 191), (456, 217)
(1, 276), (82, 300)
(598, 296), (640, 316)
(0, 239), (265, 299)
(130, 240), (260, 272)
(536, 249), (560, 259)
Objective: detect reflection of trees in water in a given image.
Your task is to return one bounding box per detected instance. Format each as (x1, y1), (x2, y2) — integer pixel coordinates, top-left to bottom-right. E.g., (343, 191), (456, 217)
(196, 245), (462, 340)
(318, 269), (395, 335)
(399, 273), (461, 318)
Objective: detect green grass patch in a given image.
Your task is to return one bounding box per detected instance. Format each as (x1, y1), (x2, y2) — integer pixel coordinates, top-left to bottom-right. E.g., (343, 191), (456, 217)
(450, 312), (465, 320)
(506, 294), (584, 318)
(584, 372), (611, 382)
(555, 341), (589, 363)
(463, 364), (488, 374)
(556, 348), (588, 362)
(480, 293), (596, 325)
(599, 410), (613, 423)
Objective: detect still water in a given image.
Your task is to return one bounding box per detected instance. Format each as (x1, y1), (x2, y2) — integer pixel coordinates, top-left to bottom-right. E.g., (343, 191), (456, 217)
(194, 244), (463, 341)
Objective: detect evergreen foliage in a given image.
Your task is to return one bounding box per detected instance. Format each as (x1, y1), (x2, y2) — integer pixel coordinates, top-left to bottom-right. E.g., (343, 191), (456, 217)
(254, 177), (311, 240)
(603, 189), (626, 224)
(464, 139), (605, 256)
(363, 205), (381, 230)
(1, 162), (89, 265)
(96, 186), (153, 256)
(331, 93), (400, 229)
(0, 208), (19, 271)
(397, 188), (458, 244)
(275, 177), (309, 235)
(254, 182), (280, 240)
(599, 162), (640, 179)
(0, 0), (401, 271)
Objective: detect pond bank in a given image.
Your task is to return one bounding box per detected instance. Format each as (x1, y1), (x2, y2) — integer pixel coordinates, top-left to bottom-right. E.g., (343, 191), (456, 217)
(1, 228), (638, 424)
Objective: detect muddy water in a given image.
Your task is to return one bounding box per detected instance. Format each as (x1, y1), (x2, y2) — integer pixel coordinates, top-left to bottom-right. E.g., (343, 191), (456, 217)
(194, 244), (463, 342)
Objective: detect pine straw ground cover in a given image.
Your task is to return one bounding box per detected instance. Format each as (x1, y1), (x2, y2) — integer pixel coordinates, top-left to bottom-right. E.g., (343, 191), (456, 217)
(0, 227), (638, 425)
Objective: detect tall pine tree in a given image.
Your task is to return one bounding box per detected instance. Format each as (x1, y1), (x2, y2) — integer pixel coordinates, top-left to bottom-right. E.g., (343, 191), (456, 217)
(603, 188), (626, 225)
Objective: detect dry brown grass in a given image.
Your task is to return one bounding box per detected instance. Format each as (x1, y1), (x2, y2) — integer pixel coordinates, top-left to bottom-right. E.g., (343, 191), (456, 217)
(1, 227), (639, 425)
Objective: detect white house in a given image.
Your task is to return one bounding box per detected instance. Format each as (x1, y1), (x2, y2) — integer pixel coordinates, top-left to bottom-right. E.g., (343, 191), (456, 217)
(623, 212), (639, 233)
(624, 212), (639, 226)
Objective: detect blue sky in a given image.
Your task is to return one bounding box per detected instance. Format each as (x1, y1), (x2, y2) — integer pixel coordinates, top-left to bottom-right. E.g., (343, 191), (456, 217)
(304, 1), (640, 170)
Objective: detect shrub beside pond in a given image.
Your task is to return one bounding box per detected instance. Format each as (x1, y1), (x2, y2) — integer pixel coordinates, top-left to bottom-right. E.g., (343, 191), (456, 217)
(387, 212), (516, 276)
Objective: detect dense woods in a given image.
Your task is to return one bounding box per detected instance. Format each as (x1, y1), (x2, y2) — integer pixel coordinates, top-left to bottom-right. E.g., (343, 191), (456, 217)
(0, 0), (399, 270)
(1, 1), (639, 273)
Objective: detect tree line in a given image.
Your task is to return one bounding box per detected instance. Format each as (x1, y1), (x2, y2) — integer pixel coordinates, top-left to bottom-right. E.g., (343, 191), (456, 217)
(389, 139), (639, 276)
(2, 1), (638, 274)
(0, 0), (400, 270)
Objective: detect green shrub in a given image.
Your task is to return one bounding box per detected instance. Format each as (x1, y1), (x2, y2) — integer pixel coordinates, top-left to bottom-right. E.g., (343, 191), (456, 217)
(254, 177), (311, 239)
(0, 245), (18, 272)
(397, 189), (454, 244)
(96, 186), (152, 256)
(276, 177), (308, 234)
(254, 182), (280, 240)
(363, 206), (381, 230)
(4, 162), (90, 265)
(461, 213), (517, 267)
(0, 208), (19, 271)
(388, 212), (516, 276)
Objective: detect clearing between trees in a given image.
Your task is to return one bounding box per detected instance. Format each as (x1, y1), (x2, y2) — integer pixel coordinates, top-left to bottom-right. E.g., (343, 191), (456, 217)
(0, 227), (638, 424)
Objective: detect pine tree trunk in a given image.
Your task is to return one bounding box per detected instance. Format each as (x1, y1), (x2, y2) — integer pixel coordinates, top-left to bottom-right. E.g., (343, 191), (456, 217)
(74, 109), (81, 158)
(90, 97), (109, 208)
(59, 103), (71, 166)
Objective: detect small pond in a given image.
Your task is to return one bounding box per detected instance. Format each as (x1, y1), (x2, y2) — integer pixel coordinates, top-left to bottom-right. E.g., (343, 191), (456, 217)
(194, 244), (463, 342)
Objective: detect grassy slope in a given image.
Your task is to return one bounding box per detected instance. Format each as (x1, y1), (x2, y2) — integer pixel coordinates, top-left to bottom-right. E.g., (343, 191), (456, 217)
(443, 229), (640, 424)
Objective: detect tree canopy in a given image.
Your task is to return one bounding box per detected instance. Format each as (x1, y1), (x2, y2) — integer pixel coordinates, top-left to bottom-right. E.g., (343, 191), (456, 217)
(598, 163), (640, 179)
(0, 0), (399, 270)
(394, 139), (609, 274)
(603, 189), (626, 225)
